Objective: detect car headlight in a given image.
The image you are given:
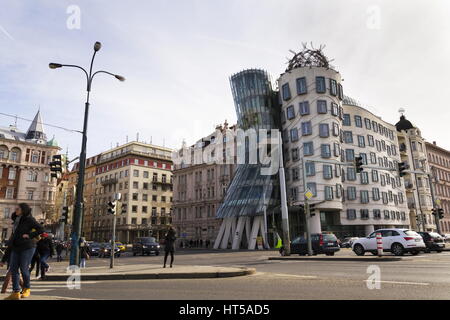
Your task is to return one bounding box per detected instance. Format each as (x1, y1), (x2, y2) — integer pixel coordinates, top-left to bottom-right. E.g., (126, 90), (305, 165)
(157, 245), (160, 248)
(142, 245), (148, 248)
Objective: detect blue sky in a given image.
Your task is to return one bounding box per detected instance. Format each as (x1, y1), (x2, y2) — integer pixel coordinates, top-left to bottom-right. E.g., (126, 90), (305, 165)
(1, 0), (450, 161)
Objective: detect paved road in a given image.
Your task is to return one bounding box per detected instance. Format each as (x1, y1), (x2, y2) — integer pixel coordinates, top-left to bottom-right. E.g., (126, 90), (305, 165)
(4, 249), (450, 300)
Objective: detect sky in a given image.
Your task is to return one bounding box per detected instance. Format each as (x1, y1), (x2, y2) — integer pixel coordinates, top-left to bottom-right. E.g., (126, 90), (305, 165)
(1, 0), (449, 163)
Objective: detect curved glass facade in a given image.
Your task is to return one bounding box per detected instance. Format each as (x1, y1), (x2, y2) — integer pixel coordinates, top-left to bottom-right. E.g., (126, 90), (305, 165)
(216, 69), (280, 219)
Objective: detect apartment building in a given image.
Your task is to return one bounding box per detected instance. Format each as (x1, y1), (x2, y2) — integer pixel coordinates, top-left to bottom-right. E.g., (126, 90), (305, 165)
(91, 142), (173, 243)
(0, 110), (60, 240)
(426, 141), (450, 234)
(172, 121), (236, 246)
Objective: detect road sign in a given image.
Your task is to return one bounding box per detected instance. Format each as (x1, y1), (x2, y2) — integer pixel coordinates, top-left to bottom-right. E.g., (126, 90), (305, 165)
(436, 199), (441, 206)
(304, 188), (313, 200)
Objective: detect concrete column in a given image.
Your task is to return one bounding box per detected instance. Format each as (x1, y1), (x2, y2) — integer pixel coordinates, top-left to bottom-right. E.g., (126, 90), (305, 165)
(213, 219), (226, 249)
(309, 212), (322, 234)
(232, 216), (246, 250)
(365, 224), (375, 235)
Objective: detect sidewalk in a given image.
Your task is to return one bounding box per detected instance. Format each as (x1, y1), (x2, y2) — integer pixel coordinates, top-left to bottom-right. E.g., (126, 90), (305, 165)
(0, 264), (255, 282)
(269, 256), (403, 262)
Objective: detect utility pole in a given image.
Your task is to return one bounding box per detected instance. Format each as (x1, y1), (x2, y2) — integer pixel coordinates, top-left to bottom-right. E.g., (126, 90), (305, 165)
(428, 168), (441, 234)
(109, 193), (121, 269)
(278, 134), (290, 255)
(301, 158), (313, 256)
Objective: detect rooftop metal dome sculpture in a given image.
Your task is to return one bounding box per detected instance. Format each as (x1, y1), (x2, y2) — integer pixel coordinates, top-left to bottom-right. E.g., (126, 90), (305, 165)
(285, 42), (335, 72)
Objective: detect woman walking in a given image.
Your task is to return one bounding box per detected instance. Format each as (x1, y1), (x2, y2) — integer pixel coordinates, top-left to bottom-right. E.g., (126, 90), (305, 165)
(163, 227), (176, 268)
(2, 203), (44, 300)
(79, 238), (90, 268)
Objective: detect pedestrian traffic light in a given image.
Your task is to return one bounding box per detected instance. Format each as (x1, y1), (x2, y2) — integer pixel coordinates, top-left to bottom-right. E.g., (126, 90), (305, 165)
(438, 208), (444, 220)
(397, 161), (408, 177)
(50, 154), (63, 179)
(61, 206), (69, 223)
(355, 156), (364, 173)
(107, 201), (116, 215)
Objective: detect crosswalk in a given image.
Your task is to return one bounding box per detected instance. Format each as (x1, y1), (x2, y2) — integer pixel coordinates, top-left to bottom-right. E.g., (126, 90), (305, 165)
(2, 280), (100, 293)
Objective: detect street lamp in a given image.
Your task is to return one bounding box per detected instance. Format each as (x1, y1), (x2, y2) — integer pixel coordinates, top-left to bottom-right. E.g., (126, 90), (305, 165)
(49, 41), (125, 266)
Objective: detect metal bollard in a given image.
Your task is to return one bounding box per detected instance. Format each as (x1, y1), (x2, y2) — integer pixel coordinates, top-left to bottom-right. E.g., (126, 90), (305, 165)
(376, 232), (383, 257)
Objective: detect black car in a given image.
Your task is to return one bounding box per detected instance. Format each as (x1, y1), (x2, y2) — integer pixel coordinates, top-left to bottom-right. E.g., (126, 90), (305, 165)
(132, 237), (160, 256)
(98, 243), (121, 258)
(287, 233), (340, 256)
(418, 232), (445, 253)
(89, 242), (102, 256)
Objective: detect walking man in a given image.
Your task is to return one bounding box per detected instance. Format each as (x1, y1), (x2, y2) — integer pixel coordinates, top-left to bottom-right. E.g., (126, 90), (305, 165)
(163, 226), (176, 268)
(56, 241), (64, 262)
(36, 233), (53, 280)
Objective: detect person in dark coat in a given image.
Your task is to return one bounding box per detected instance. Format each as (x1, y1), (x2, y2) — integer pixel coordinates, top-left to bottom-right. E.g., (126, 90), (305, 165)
(79, 238), (90, 268)
(56, 241), (64, 262)
(36, 233), (53, 280)
(28, 245), (41, 278)
(163, 227), (176, 268)
(3, 203), (44, 300)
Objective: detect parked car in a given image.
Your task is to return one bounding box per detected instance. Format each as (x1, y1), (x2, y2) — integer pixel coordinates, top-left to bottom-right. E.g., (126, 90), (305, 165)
(352, 229), (425, 256)
(88, 242), (101, 256)
(132, 237), (160, 256)
(340, 237), (359, 248)
(98, 243), (121, 258)
(418, 232), (445, 253)
(115, 242), (126, 252)
(285, 233), (340, 256)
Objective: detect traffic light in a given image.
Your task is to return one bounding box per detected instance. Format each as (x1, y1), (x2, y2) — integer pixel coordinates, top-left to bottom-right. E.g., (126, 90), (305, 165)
(107, 201), (116, 215)
(438, 208), (444, 220)
(432, 208), (437, 216)
(61, 206), (69, 223)
(354, 156), (364, 173)
(397, 161), (408, 177)
(49, 154), (62, 179)
(309, 203), (316, 217)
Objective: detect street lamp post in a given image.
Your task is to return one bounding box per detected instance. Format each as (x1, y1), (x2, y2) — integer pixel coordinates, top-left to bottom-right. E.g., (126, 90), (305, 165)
(49, 41), (125, 266)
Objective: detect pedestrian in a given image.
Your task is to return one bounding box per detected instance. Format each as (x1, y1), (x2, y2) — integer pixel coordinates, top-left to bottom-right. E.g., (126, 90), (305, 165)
(2, 203), (44, 300)
(56, 241), (64, 262)
(163, 227), (176, 268)
(79, 238), (90, 268)
(29, 243), (41, 278)
(0, 234), (23, 293)
(36, 232), (53, 280)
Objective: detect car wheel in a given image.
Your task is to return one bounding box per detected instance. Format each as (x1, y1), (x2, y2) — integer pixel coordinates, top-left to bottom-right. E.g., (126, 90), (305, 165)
(391, 243), (404, 256)
(424, 248), (431, 253)
(325, 252), (334, 256)
(410, 251), (419, 256)
(436, 250), (442, 253)
(353, 244), (365, 256)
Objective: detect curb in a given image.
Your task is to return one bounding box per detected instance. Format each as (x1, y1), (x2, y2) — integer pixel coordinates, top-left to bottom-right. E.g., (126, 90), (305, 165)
(0, 267), (256, 282)
(268, 257), (403, 262)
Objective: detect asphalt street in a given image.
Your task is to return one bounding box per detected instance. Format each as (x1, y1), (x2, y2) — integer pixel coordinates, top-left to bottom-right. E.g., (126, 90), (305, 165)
(4, 249), (450, 300)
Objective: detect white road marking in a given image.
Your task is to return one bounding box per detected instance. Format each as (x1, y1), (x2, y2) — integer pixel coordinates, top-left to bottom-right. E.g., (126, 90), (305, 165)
(364, 280), (429, 286)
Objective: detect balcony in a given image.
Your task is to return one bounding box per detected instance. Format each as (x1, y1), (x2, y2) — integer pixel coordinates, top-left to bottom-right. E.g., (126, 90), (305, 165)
(101, 177), (118, 186)
(152, 179), (173, 186)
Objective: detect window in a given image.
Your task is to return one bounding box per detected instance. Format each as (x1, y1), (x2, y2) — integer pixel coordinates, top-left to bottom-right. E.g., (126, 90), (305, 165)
(321, 144), (331, 158)
(306, 182), (317, 196)
(370, 152), (377, 164)
(343, 131), (353, 143)
(27, 190), (34, 200)
(360, 209), (369, 219)
(332, 123), (339, 136)
(338, 83), (344, 99)
(290, 128), (299, 142)
(364, 118), (372, 129)
(329, 79), (337, 96)
(360, 190), (369, 203)
(373, 209), (381, 219)
(319, 123), (330, 137)
(343, 114), (351, 126)
(132, 193), (138, 201)
(142, 206), (148, 214)
(354, 115), (362, 128)
(368, 135), (374, 147)
(372, 170), (379, 182)
(357, 135), (365, 148)
(333, 143), (340, 157)
(347, 209), (356, 220)
(360, 172), (369, 184)
(291, 148), (299, 161)
(317, 100), (327, 114)
(299, 101), (310, 115)
(143, 171), (149, 178)
(372, 188), (380, 201)
(316, 77), (326, 93)
(347, 167), (356, 181)
(347, 187), (357, 200)
(323, 165), (333, 179)
(305, 162), (315, 176)
(133, 170), (139, 177)
(360, 153), (367, 165)
(296, 77), (307, 94)
(286, 105), (295, 120)
(281, 110), (286, 124)
(292, 168), (299, 181)
(133, 181), (139, 189)
(282, 83), (291, 101)
(301, 121), (312, 135)
(382, 192), (388, 204)
(384, 210), (390, 220)
(345, 149), (355, 162)
(290, 187), (298, 201)
(331, 103), (339, 116)
(300, 141), (315, 157)
(325, 186), (334, 200)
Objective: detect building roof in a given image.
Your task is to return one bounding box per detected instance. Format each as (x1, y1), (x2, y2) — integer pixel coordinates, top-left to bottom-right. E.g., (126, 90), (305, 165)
(0, 110), (51, 146)
(25, 110), (47, 142)
(395, 115), (415, 132)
